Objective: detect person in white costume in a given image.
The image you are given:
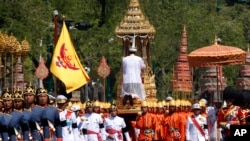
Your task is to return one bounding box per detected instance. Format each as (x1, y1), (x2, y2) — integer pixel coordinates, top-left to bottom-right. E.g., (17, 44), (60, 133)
(104, 104), (130, 141)
(81, 101), (106, 141)
(206, 105), (217, 141)
(121, 35), (146, 106)
(56, 95), (78, 141)
(75, 105), (87, 141)
(186, 103), (208, 141)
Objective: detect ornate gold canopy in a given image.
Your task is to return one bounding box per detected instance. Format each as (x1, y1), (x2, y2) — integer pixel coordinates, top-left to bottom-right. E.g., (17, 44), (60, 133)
(115, 0), (155, 35)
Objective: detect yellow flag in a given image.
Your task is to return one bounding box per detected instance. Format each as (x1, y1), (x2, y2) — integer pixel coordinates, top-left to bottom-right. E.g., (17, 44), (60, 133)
(50, 21), (90, 93)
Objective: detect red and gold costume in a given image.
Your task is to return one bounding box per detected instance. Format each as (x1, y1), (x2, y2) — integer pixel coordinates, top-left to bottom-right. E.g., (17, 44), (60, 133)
(217, 104), (246, 137)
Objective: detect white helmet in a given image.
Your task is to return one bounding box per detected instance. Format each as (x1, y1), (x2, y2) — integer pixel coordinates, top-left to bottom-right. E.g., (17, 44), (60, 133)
(192, 103), (201, 110)
(166, 96), (173, 101)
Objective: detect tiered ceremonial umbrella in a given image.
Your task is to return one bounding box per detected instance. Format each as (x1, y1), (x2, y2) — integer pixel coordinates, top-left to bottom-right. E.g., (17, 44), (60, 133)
(188, 39), (246, 67)
(188, 38), (246, 103)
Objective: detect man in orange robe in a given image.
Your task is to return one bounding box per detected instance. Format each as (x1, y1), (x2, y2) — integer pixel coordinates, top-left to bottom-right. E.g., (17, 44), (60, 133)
(163, 99), (185, 141)
(154, 101), (165, 141)
(136, 101), (156, 141)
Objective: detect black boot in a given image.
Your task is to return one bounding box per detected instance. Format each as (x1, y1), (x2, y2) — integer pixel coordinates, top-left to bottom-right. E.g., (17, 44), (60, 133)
(128, 95), (133, 106)
(122, 95), (128, 106)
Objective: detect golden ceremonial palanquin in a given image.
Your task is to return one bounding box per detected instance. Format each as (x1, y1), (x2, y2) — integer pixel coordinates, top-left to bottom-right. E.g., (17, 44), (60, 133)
(115, 0), (157, 112)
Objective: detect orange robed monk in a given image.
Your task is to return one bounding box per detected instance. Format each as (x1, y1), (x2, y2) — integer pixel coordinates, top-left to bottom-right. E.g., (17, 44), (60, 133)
(163, 99), (185, 141)
(136, 101), (156, 141)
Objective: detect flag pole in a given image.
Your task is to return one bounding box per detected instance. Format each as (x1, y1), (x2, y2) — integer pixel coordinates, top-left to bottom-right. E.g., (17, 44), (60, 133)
(104, 78), (106, 102)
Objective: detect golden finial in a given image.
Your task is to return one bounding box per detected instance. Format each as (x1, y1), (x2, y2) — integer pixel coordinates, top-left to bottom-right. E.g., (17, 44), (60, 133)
(21, 37), (30, 56)
(0, 32), (6, 53)
(214, 35), (218, 45)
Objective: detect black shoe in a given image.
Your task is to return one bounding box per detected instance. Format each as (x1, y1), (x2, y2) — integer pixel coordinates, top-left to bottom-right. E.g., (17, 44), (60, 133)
(128, 95), (133, 106)
(122, 95), (128, 106)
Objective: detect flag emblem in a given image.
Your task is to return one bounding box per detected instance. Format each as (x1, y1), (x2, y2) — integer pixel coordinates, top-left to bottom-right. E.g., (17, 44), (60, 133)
(50, 21), (90, 93)
(55, 43), (79, 70)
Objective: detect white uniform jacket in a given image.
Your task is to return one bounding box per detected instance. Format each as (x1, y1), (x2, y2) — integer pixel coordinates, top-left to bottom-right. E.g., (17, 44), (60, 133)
(82, 112), (106, 141)
(104, 116), (130, 141)
(59, 109), (78, 141)
(186, 114), (208, 141)
(74, 116), (87, 141)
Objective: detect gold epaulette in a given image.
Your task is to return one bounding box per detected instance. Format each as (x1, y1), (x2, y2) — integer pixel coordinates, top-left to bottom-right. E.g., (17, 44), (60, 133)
(219, 122), (227, 127)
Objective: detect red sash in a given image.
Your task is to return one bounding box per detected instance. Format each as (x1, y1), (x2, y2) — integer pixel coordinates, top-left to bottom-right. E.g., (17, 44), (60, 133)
(65, 110), (72, 117)
(87, 130), (102, 141)
(106, 128), (123, 140)
(191, 116), (205, 137)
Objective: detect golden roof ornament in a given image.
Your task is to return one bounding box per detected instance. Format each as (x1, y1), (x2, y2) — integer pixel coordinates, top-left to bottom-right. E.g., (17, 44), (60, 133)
(0, 33), (6, 53)
(8, 34), (20, 54)
(175, 99), (181, 107)
(80, 102), (85, 110)
(85, 101), (93, 108)
(36, 88), (48, 96)
(2, 88), (13, 100)
(115, 0), (155, 35)
(13, 87), (23, 100)
(152, 101), (157, 108)
(21, 37), (30, 56)
(161, 100), (166, 107)
(169, 99), (176, 106)
(109, 104), (117, 111)
(141, 100), (148, 107)
(157, 102), (163, 108)
(93, 100), (100, 107)
(23, 82), (35, 95)
(165, 101), (170, 107)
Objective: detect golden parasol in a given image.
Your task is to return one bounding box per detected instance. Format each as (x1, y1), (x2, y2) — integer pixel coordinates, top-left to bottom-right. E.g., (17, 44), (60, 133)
(188, 39), (246, 67)
(188, 37), (246, 103)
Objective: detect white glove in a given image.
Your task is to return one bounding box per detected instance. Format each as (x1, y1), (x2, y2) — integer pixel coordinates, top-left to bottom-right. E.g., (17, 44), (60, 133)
(226, 124), (230, 129)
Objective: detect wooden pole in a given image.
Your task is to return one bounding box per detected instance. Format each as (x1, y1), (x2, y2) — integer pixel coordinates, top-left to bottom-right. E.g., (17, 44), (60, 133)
(11, 54), (14, 93)
(104, 78), (106, 102)
(4, 53), (6, 89)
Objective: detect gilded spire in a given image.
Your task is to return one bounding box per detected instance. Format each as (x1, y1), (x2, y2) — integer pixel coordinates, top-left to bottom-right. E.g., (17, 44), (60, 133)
(115, 0), (155, 35)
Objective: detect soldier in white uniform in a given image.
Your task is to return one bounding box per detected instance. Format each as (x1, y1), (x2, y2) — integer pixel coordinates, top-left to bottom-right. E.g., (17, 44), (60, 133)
(75, 109), (87, 141)
(57, 95), (78, 141)
(186, 103), (208, 141)
(81, 101), (106, 141)
(104, 104), (130, 141)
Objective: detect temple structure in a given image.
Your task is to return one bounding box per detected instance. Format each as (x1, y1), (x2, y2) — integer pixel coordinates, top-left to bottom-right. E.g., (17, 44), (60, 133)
(115, 0), (156, 111)
(170, 26), (193, 99)
(14, 57), (26, 91)
(199, 66), (227, 103)
(235, 49), (250, 90)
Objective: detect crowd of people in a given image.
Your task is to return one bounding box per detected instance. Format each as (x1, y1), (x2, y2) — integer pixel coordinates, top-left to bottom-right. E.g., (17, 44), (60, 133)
(0, 83), (132, 141)
(133, 86), (250, 141)
(0, 83), (250, 141)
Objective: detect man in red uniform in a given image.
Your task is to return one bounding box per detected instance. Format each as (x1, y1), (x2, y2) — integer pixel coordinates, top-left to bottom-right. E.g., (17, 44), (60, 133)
(217, 86), (246, 141)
